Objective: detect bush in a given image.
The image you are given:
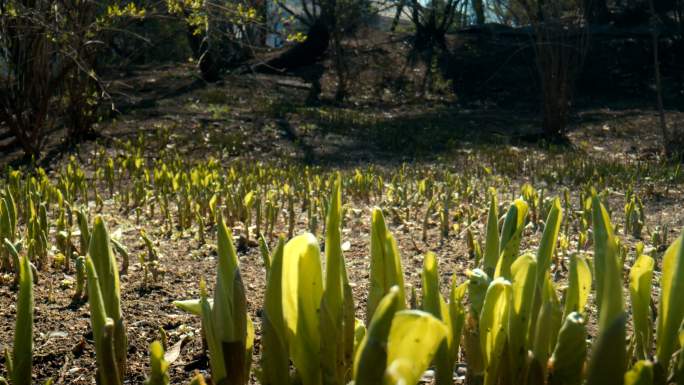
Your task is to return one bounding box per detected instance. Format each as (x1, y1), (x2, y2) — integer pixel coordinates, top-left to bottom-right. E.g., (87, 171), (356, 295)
(0, 1), (144, 158)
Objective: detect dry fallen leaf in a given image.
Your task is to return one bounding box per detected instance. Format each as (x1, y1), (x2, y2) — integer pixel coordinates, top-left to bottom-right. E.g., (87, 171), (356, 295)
(165, 334), (189, 365)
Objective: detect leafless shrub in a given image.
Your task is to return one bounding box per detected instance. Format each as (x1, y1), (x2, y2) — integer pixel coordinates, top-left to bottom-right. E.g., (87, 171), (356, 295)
(0, 1), (142, 158)
(508, 0), (590, 141)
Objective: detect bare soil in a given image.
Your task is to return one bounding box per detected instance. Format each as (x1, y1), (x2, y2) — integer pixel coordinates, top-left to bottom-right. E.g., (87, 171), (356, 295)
(1, 55), (683, 384)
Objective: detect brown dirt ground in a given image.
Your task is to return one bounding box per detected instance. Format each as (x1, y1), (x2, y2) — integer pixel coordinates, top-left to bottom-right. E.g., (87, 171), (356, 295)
(1, 55), (684, 385)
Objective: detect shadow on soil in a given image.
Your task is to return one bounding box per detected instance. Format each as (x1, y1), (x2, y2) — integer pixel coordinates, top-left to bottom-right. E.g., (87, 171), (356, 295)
(271, 102), (561, 166)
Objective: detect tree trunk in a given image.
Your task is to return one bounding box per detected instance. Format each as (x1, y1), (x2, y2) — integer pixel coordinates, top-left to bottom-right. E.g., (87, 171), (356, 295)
(256, 22), (330, 72)
(583, 0), (609, 24)
(184, 11), (203, 59)
(649, 0), (670, 156)
(391, 0), (407, 32)
(198, 3), (253, 82)
(472, 0), (485, 25)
